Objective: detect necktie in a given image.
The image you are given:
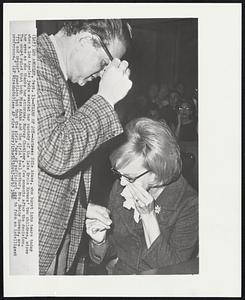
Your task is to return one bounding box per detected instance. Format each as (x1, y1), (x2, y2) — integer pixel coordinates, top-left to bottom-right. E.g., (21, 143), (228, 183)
(78, 173), (88, 209)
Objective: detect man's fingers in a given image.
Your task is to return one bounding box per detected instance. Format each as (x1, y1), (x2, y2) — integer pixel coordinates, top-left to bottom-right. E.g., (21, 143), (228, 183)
(123, 77), (132, 90)
(110, 59), (130, 74)
(111, 58), (121, 68)
(125, 68), (131, 77)
(118, 60), (129, 72)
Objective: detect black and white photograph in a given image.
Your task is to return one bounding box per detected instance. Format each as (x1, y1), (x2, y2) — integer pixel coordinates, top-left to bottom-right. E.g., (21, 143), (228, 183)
(3, 3), (241, 297)
(36, 18), (198, 276)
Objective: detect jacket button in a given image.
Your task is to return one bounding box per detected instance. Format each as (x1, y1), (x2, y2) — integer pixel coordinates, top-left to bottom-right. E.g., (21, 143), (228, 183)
(70, 189), (76, 196)
(61, 222), (67, 229)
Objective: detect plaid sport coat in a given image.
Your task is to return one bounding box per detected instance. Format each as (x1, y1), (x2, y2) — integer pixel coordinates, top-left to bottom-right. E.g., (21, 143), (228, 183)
(37, 33), (123, 275)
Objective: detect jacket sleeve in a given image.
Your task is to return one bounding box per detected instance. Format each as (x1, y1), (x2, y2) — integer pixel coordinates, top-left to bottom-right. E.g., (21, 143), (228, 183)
(89, 239), (109, 264)
(88, 182), (120, 264)
(141, 195), (198, 269)
(37, 60), (123, 176)
(88, 236), (118, 265)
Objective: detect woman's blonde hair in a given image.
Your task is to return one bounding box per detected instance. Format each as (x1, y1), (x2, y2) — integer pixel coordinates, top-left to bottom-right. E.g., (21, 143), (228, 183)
(110, 118), (182, 186)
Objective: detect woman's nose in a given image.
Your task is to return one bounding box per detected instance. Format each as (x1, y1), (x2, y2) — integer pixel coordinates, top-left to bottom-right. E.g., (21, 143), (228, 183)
(120, 177), (128, 186)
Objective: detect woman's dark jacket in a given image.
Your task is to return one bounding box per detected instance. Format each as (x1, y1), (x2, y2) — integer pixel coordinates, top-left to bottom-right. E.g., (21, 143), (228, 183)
(90, 175), (198, 275)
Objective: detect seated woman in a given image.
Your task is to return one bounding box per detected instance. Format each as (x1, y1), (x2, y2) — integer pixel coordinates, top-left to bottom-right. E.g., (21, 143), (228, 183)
(86, 118), (198, 275)
(175, 101), (198, 142)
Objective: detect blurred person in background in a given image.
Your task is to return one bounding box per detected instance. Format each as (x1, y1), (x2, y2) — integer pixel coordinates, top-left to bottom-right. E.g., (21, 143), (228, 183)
(175, 101), (198, 142)
(156, 82), (169, 108)
(147, 83), (159, 109)
(175, 82), (186, 103)
(157, 87), (181, 130)
(144, 83), (160, 120)
(175, 101), (198, 189)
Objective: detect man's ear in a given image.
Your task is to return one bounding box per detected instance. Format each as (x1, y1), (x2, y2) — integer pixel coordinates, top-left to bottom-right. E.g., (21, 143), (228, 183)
(78, 32), (97, 48)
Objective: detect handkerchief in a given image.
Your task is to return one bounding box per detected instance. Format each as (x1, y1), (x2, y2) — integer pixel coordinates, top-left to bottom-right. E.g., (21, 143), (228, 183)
(120, 177), (140, 223)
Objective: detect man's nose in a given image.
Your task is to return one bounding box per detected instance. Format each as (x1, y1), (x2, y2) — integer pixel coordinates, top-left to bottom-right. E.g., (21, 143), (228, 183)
(88, 71), (101, 81)
(98, 68), (106, 78)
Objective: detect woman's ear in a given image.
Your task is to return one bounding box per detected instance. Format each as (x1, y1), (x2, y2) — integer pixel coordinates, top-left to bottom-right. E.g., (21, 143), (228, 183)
(149, 172), (158, 184)
(150, 172), (164, 187)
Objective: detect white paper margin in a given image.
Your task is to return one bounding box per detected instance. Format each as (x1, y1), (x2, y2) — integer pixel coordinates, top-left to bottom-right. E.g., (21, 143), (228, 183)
(3, 2), (241, 297)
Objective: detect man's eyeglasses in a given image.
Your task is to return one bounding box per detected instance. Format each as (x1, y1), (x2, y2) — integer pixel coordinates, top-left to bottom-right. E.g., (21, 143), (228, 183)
(89, 23), (132, 79)
(92, 21), (132, 62)
(111, 167), (149, 183)
(87, 33), (113, 80)
(93, 33), (113, 61)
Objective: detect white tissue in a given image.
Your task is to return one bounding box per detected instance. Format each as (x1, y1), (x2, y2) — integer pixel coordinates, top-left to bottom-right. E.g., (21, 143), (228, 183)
(120, 177), (140, 223)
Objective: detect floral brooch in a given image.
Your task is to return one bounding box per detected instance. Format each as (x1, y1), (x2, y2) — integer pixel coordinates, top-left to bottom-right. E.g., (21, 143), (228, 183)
(154, 204), (161, 214)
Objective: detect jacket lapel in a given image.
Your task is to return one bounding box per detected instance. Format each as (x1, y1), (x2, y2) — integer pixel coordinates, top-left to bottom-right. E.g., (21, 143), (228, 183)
(113, 185), (143, 237)
(157, 176), (187, 210)
(39, 33), (77, 115)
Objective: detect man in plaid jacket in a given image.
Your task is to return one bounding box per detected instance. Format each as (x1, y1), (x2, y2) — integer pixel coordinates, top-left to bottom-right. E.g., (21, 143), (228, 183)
(37, 19), (132, 275)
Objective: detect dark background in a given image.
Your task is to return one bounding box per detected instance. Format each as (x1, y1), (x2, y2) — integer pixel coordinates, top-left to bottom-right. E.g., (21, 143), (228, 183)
(36, 18), (198, 204)
(37, 18), (197, 112)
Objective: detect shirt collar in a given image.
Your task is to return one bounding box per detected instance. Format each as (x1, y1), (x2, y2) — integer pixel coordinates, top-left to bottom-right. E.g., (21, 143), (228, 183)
(49, 34), (68, 81)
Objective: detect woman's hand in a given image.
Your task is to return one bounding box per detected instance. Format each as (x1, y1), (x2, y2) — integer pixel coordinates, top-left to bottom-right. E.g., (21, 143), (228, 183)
(86, 219), (108, 244)
(86, 203), (112, 228)
(127, 183), (160, 248)
(126, 183), (155, 217)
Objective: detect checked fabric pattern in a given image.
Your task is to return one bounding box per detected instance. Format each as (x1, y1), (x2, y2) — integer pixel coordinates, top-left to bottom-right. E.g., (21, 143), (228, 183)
(37, 33), (123, 275)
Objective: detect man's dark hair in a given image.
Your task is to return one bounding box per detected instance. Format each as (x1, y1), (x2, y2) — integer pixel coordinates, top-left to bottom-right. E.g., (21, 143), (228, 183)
(62, 19), (132, 48)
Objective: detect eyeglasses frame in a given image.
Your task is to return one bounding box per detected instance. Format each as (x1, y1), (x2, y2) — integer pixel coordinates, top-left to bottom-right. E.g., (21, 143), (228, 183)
(111, 167), (150, 183)
(93, 33), (114, 61)
(86, 33), (113, 80)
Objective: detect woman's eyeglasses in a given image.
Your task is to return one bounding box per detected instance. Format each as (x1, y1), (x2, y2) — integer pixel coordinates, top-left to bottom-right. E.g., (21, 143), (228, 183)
(111, 167), (149, 183)
(178, 107), (191, 111)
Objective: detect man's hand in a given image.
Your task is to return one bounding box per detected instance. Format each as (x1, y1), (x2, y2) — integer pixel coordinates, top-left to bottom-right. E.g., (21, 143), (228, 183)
(86, 203), (112, 228)
(98, 58), (132, 106)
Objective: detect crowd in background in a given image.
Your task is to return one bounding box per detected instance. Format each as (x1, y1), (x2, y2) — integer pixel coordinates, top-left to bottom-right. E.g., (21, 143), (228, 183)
(118, 82), (198, 190)
(91, 82), (198, 212)
(129, 82), (198, 136)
